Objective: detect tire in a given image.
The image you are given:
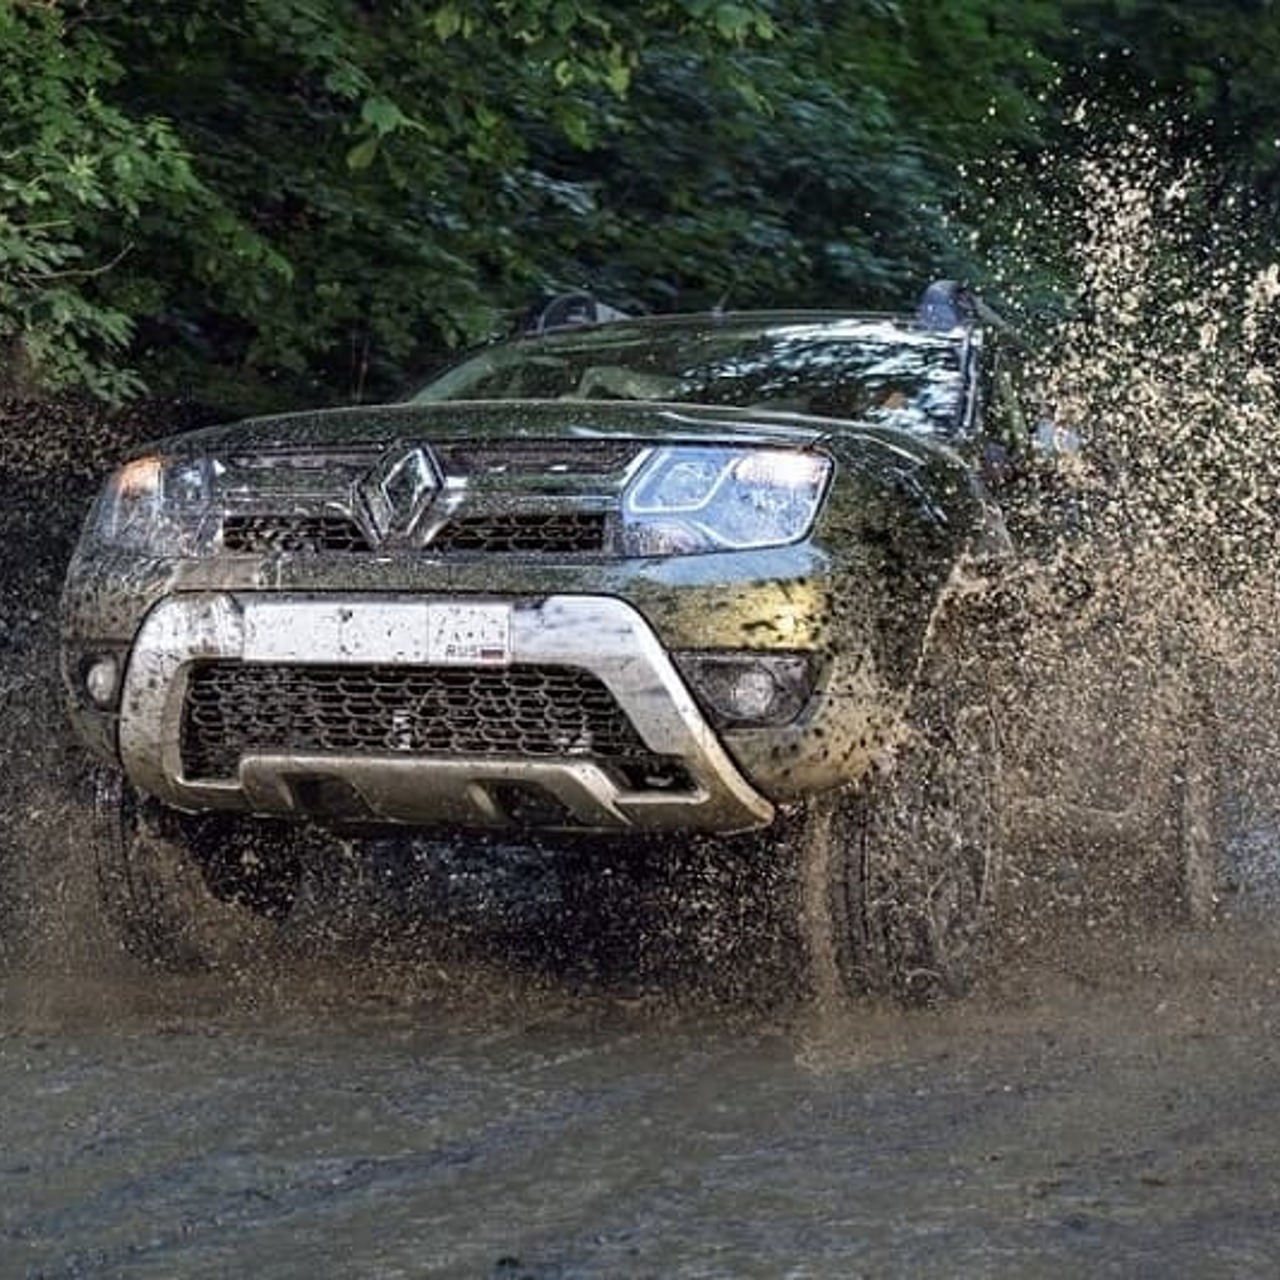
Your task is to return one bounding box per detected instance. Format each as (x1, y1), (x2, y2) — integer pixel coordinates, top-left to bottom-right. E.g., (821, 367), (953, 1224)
(990, 552), (1225, 933)
(798, 636), (1002, 1005)
(93, 771), (305, 969)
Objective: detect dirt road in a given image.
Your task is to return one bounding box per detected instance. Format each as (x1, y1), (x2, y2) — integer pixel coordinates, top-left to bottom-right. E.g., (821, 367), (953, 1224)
(3, 839), (1280, 1280)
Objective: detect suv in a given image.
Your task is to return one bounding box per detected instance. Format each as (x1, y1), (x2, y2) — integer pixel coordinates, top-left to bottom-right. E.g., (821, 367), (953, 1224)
(60, 282), (1215, 1000)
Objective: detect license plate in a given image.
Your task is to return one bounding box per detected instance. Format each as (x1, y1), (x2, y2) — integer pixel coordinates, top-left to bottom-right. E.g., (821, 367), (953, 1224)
(243, 601), (511, 665)
(426, 602), (511, 665)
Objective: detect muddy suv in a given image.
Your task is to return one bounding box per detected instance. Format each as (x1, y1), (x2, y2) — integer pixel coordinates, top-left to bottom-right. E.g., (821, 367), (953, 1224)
(60, 282), (1214, 1000)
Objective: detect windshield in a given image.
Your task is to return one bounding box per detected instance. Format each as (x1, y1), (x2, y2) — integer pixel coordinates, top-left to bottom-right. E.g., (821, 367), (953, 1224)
(413, 318), (970, 436)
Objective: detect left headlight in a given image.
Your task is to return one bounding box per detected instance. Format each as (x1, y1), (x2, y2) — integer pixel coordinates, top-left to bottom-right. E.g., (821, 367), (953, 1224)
(622, 446), (832, 555)
(89, 454), (222, 556)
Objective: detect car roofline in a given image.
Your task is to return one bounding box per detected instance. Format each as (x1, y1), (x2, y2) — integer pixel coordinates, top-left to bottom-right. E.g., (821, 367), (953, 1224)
(519, 308), (957, 333)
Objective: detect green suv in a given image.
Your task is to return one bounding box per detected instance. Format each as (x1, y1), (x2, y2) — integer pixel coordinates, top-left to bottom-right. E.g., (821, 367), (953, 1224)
(60, 282), (1214, 999)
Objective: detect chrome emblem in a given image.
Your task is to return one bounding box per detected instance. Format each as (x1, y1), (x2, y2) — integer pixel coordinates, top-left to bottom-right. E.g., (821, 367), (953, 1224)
(362, 445), (439, 542)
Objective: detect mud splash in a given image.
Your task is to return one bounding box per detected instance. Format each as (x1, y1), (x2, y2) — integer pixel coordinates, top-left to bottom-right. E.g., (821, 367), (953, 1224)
(981, 123), (1280, 942)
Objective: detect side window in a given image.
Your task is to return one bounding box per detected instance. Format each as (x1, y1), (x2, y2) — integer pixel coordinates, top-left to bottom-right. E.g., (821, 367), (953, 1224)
(965, 346), (1033, 495)
(986, 348), (1030, 450)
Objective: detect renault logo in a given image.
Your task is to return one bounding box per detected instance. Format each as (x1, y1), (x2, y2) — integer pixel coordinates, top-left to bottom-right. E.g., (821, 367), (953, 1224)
(362, 445), (439, 542)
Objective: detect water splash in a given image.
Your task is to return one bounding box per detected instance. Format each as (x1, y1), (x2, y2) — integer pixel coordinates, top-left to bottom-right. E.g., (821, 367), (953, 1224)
(976, 118), (1280, 935)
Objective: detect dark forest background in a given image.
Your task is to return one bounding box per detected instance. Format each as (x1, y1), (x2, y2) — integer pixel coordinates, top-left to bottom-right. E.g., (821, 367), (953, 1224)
(3, 0), (1278, 412)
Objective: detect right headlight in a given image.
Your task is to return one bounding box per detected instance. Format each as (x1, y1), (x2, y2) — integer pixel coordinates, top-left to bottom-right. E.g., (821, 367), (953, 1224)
(622, 446), (831, 555)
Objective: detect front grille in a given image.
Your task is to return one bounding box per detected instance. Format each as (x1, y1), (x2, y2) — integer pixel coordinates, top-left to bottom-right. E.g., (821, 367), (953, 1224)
(180, 661), (690, 790)
(219, 510), (608, 554)
(428, 512), (607, 554)
(213, 439), (636, 557)
(222, 513), (370, 553)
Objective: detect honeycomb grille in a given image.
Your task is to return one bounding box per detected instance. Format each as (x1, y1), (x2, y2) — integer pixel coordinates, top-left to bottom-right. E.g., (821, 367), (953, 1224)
(180, 661), (688, 788)
(222, 513), (370, 553)
(428, 512), (607, 554)
(219, 511), (607, 554)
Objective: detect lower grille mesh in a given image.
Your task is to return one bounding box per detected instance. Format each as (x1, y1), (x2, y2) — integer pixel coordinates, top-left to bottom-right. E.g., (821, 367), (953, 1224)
(180, 661), (689, 789)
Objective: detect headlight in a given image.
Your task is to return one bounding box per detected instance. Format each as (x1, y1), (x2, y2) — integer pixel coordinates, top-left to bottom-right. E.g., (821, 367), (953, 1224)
(622, 446), (831, 555)
(90, 454), (221, 555)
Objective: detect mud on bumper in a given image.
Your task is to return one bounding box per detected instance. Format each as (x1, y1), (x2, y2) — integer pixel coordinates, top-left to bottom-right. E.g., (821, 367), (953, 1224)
(114, 593), (775, 834)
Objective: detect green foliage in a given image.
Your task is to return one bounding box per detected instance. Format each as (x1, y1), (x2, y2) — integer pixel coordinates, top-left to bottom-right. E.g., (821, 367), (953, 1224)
(2, 0), (1280, 407)
(54, 0), (786, 406)
(0, 1), (193, 399)
(501, 1), (1063, 314)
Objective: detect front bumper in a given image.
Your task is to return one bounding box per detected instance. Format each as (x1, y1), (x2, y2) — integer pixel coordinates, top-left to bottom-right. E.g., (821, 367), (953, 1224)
(114, 592), (775, 834)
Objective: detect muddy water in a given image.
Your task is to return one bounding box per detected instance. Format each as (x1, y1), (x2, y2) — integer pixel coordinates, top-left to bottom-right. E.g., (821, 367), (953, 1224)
(6, 562), (1280, 1271)
(5, 906), (1280, 1279)
(6, 644), (1280, 1280)
(7, 642), (1280, 1280)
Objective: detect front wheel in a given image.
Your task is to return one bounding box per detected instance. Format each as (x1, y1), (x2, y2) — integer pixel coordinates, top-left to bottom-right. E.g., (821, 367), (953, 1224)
(797, 655), (1002, 1005)
(93, 772), (309, 969)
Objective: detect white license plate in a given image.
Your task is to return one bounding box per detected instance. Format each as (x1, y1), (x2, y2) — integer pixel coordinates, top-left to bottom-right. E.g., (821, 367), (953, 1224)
(243, 601), (511, 665)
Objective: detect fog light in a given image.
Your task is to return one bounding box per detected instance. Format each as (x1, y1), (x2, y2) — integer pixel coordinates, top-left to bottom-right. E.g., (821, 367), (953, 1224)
(84, 655), (120, 708)
(725, 666), (780, 721)
(675, 653), (815, 728)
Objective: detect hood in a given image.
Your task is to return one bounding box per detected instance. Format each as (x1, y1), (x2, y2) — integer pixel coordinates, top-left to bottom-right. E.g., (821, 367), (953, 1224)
(145, 398), (839, 459)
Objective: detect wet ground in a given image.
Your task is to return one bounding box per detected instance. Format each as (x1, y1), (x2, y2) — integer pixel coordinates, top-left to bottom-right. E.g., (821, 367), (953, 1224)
(4, 891), (1280, 1279)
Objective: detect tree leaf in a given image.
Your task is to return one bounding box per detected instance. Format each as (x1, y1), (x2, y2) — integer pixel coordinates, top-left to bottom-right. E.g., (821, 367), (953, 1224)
(345, 135), (379, 171)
